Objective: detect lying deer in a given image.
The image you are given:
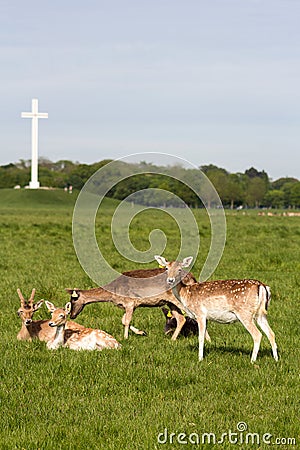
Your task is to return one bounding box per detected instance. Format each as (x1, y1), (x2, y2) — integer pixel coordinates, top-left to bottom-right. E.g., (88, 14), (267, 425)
(45, 301), (121, 351)
(17, 288), (84, 342)
(155, 256), (278, 363)
(66, 267), (198, 340)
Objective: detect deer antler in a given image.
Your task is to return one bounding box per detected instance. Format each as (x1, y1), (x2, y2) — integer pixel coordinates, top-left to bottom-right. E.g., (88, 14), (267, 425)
(29, 288), (36, 303)
(17, 288), (26, 304)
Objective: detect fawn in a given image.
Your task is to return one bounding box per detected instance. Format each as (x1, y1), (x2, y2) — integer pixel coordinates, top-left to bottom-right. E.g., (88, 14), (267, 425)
(45, 301), (121, 351)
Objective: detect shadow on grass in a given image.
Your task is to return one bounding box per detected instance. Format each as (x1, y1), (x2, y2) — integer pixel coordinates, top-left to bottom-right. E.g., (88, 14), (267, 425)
(187, 342), (276, 360)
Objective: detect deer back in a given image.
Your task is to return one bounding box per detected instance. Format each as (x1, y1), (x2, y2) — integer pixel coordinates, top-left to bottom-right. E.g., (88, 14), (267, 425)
(178, 279), (266, 320)
(66, 267), (196, 317)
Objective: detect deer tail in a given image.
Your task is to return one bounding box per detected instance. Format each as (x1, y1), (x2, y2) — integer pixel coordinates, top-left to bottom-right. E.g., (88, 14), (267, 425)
(259, 284), (271, 315)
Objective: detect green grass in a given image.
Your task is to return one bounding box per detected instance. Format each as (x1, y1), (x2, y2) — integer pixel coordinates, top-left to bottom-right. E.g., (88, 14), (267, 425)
(0, 189), (299, 449)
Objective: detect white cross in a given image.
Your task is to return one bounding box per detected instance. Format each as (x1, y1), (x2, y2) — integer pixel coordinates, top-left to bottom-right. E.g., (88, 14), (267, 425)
(21, 98), (48, 189)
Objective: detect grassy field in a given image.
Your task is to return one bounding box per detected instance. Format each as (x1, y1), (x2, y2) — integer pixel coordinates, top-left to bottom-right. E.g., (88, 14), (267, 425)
(0, 188), (299, 449)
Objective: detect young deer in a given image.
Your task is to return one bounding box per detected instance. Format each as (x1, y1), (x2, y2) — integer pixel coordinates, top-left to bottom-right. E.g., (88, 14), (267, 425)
(45, 301), (122, 351)
(155, 256), (278, 363)
(17, 288), (55, 341)
(66, 267), (197, 340)
(17, 288), (85, 342)
(161, 307), (199, 338)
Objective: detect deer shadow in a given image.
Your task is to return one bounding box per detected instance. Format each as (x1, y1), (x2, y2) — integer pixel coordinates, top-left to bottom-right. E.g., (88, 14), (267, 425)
(187, 342), (275, 360)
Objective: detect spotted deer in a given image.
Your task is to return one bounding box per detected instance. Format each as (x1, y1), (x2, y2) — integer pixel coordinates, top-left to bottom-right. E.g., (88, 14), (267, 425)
(17, 288), (85, 342)
(155, 256), (278, 363)
(66, 267), (200, 340)
(45, 301), (121, 351)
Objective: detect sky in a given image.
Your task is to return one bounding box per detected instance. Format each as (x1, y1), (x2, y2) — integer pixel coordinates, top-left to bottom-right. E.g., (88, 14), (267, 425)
(0, 0), (299, 180)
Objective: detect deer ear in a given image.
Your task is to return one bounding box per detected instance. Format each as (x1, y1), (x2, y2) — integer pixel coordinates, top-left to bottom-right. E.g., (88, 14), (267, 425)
(45, 301), (56, 313)
(182, 256), (193, 268)
(65, 302), (72, 315)
(154, 255), (168, 267)
(65, 288), (79, 298)
(33, 300), (44, 311)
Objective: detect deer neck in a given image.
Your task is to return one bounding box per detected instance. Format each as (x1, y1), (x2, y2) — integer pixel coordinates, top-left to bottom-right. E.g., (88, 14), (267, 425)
(50, 324), (65, 349)
(82, 287), (114, 305)
(170, 281), (186, 303)
(170, 282), (196, 320)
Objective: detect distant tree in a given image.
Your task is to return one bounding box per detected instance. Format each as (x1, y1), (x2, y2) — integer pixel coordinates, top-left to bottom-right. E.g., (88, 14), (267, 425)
(200, 164), (223, 175)
(279, 182), (298, 208)
(266, 177), (299, 208)
(225, 173), (245, 209)
(39, 156), (54, 168)
(271, 177), (298, 190)
(264, 190), (285, 209)
(288, 182), (300, 208)
(64, 163), (105, 189)
(245, 167), (269, 182)
(200, 165), (230, 207)
(0, 158), (298, 210)
(243, 167), (270, 208)
(112, 174), (150, 200)
(39, 167), (55, 187)
(245, 177), (268, 208)
(0, 164), (30, 188)
(67, 173), (85, 190)
(15, 159), (30, 169)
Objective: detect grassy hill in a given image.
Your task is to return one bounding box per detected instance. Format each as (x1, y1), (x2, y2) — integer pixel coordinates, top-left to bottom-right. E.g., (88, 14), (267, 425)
(0, 188), (78, 209)
(0, 188), (121, 211)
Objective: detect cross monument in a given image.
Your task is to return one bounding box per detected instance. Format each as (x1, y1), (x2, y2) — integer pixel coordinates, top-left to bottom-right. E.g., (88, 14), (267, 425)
(21, 98), (48, 189)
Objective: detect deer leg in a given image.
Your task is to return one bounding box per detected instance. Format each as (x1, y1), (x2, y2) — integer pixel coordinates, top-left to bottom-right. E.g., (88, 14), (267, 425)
(237, 314), (262, 363)
(205, 325), (211, 342)
(205, 331), (211, 342)
(129, 325), (147, 336)
(122, 308), (134, 339)
(257, 314), (278, 361)
(170, 309), (186, 341)
(197, 315), (207, 361)
(121, 307), (146, 338)
(167, 309), (210, 341)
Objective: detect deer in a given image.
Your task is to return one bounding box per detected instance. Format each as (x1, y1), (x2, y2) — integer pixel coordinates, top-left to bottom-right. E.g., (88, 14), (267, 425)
(45, 301), (121, 351)
(17, 288), (85, 342)
(66, 267), (211, 341)
(155, 256), (278, 363)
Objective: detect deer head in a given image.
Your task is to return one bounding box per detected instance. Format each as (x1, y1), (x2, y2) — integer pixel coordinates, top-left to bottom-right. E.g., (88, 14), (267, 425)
(45, 301), (72, 327)
(17, 288), (44, 326)
(154, 256), (194, 286)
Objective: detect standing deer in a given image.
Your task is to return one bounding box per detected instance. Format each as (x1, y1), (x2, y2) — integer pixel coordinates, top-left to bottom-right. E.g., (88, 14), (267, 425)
(66, 267), (199, 340)
(155, 256), (278, 363)
(45, 301), (121, 351)
(17, 288), (84, 342)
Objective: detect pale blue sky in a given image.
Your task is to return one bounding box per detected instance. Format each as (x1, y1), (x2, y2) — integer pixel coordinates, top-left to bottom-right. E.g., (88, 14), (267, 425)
(1, 0), (299, 179)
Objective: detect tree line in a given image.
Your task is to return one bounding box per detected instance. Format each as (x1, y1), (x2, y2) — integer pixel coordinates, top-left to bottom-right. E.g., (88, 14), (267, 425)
(1, 158), (299, 209)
